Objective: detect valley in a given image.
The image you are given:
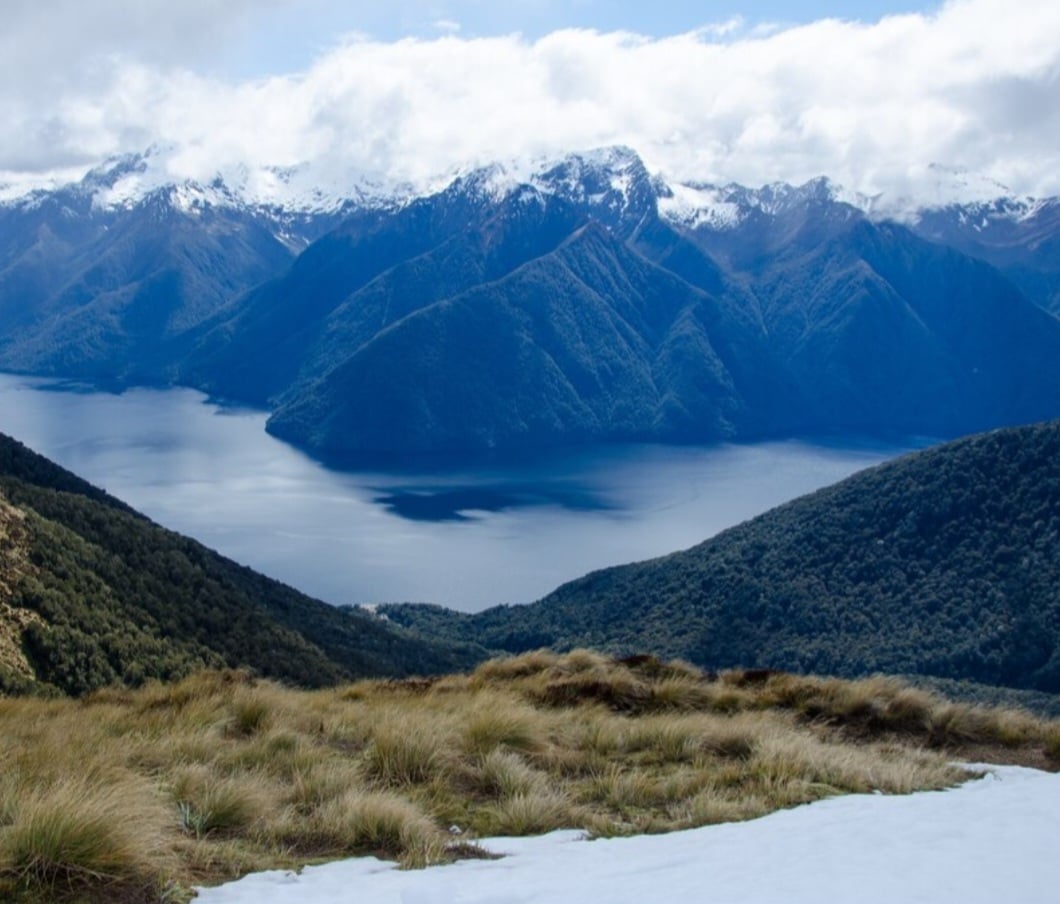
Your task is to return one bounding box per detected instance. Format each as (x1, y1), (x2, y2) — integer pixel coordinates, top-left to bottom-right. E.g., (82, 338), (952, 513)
(0, 372), (905, 609)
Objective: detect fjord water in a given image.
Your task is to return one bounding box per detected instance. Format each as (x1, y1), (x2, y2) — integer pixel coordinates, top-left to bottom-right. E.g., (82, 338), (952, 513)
(0, 373), (913, 611)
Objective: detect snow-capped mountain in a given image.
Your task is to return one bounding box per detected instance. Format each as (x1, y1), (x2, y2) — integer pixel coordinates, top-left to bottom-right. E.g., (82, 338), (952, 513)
(5, 143), (1056, 252)
(655, 176), (880, 230)
(2, 144), (1060, 460)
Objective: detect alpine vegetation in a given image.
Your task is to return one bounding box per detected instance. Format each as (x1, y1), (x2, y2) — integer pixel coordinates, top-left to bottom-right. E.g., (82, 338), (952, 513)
(2, 654), (1059, 903)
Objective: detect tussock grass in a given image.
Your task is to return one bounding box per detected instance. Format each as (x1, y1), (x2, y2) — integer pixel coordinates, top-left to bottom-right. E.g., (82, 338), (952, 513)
(0, 776), (177, 904)
(476, 789), (577, 836)
(169, 765), (275, 839)
(363, 712), (453, 786)
(289, 789), (446, 867)
(461, 693), (545, 755)
(472, 749), (548, 799)
(2, 653), (1057, 902)
(1045, 725), (1060, 765)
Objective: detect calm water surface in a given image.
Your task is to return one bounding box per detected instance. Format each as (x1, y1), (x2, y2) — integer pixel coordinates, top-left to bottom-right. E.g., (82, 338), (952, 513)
(0, 373), (918, 611)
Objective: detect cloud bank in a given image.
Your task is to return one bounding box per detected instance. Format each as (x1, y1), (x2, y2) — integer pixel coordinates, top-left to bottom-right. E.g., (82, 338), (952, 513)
(2, 0), (1058, 201)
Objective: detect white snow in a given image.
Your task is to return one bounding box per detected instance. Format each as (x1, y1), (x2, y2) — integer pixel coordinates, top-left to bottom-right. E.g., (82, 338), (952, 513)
(657, 182), (744, 229)
(3, 144), (1049, 230)
(194, 765), (1059, 904)
(656, 176), (887, 230)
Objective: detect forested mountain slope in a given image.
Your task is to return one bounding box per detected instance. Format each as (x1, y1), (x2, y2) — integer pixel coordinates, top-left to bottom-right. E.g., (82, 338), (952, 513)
(383, 421), (1060, 692)
(0, 432), (484, 696)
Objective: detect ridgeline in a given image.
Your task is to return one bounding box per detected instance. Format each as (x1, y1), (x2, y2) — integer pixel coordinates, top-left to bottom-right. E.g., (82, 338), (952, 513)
(383, 420), (1060, 694)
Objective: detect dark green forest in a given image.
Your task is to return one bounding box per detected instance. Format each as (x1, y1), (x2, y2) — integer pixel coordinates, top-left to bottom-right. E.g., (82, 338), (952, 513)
(383, 420), (1060, 693)
(0, 432), (485, 696)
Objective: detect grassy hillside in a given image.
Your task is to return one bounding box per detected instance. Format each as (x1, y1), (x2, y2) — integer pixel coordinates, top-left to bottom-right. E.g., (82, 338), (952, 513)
(0, 431), (485, 696)
(383, 421), (1060, 693)
(3, 653), (1057, 902)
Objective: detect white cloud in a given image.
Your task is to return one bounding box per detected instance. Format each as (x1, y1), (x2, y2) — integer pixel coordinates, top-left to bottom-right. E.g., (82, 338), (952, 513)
(2, 0), (1059, 201)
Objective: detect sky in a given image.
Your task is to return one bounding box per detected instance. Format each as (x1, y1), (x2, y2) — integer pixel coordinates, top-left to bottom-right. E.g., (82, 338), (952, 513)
(1, 0), (1058, 201)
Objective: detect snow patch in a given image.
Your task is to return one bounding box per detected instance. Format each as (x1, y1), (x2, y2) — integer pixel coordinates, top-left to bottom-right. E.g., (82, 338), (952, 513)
(195, 765), (1060, 904)
(657, 182), (744, 229)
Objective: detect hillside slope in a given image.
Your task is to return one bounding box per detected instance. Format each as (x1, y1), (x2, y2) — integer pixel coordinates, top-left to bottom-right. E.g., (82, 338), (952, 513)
(383, 421), (1060, 692)
(0, 432), (484, 695)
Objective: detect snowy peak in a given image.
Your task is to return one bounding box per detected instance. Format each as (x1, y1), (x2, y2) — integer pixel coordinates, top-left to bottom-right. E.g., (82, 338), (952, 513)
(656, 175), (876, 231)
(444, 146), (657, 232)
(4, 144), (1057, 247)
(912, 195), (1055, 233)
(3, 145), (401, 220)
(533, 145), (654, 214)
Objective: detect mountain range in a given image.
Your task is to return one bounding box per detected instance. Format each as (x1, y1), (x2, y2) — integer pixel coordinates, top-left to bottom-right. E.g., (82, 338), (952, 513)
(2, 146), (1060, 459)
(380, 419), (1060, 695)
(3, 409), (1059, 702)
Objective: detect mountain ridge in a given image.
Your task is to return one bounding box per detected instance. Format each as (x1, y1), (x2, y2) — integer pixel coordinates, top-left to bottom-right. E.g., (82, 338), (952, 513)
(380, 419), (1060, 694)
(3, 146), (1060, 460)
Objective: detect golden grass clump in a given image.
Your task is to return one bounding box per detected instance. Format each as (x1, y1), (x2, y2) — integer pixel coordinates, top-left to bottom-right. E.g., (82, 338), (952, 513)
(0, 776), (178, 904)
(362, 712), (453, 786)
(471, 649), (560, 682)
(461, 692), (546, 755)
(292, 789), (446, 867)
(471, 749), (549, 799)
(1, 652), (1057, 903)
(169, 765), (275, 839)
(476, 789), (578, 837)
(1045, 725), (1060, 765)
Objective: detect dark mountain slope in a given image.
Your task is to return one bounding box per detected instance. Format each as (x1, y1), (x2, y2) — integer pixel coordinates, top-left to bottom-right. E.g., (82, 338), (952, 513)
(0, 190), (299, 383)
(0, 432), (484, 696)
(382, 420), (1060, 693)
(910, 198), (1060, 315)
(673, 206), (1060, 438)
(182, 178), (609, 406)
(265, 223), (778, 457)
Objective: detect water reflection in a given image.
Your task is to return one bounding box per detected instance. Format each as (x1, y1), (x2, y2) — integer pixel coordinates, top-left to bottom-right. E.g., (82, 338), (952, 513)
(0, 373), (915, 610)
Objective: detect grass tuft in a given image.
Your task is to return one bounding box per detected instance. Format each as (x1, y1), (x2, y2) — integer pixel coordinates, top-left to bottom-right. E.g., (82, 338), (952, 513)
(0, 777), (177, 903)
(170, 765), (274, 839)
(363, 714), (451, 786)
(476, 789), (577, 836)
(303, 790), (447, 867)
